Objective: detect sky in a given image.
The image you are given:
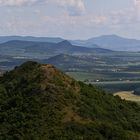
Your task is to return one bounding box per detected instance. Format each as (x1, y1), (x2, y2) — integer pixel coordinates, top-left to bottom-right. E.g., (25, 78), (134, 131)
(0, 0), (140, 39)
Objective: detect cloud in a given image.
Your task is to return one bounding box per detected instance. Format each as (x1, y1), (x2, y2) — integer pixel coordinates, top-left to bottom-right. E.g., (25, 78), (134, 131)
(42, 0), (86, 16)
(0, 0), (86, 16)
(0, 0), (40, 6)
(134, 0), (140, 16)
(58, 0), (85, 16)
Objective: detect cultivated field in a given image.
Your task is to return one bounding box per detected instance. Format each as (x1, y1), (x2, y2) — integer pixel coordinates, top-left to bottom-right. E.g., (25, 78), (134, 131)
(114, 91), (140, 103)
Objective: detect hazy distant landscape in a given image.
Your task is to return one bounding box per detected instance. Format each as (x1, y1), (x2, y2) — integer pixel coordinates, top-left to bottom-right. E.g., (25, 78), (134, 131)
(1, 35), (140, 93)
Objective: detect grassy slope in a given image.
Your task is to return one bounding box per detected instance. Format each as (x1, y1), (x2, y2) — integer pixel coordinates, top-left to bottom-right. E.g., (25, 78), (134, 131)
(0, 61), (140, 140)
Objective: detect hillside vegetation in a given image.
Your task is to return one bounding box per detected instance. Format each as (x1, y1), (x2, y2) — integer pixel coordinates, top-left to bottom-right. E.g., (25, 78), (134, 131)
(0, 61), (140, 139)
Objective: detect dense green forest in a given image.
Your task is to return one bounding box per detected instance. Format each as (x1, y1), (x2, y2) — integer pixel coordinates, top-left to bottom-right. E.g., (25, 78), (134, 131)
(0, 61), (140, 140)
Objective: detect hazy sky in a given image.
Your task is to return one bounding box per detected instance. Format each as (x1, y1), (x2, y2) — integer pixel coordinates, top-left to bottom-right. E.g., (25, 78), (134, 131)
(0, 0), (140, 39)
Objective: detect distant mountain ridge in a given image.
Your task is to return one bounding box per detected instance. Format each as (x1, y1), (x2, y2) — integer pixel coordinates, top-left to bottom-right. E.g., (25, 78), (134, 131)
(1, 35), (140, 51)
(72, 35), (140, 51)
(0, 36), (64, 44)
(0, 40), (112, 57)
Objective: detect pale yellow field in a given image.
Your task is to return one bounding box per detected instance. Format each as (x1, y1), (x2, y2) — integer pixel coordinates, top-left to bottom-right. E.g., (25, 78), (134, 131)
(114, 91), (140, 103)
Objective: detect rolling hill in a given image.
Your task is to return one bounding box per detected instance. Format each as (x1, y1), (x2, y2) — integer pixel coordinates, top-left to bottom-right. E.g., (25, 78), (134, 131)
(0, 40), (112, 57)
(0, 61), (140, 139)
(71, 35), (140, 51)
(43, 54), (90, 70)
(42, 53), (110, 72)
(0, 36), (64, 44)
